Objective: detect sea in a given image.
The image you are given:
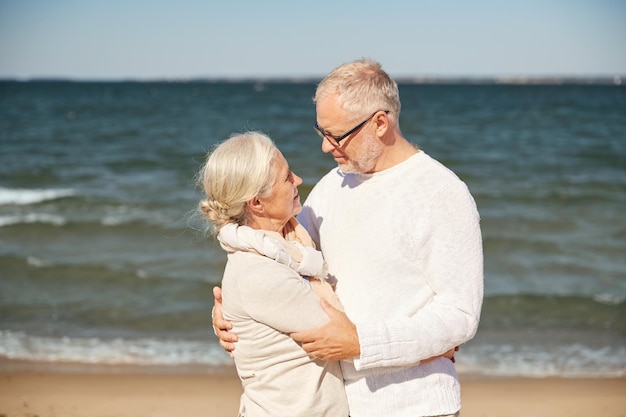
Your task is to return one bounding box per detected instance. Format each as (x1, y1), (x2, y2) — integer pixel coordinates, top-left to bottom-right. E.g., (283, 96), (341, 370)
(0, 80), (624, 378)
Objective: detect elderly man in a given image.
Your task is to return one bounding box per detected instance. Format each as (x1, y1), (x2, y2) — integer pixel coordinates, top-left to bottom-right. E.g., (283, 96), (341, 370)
(214, 58), (483, 417)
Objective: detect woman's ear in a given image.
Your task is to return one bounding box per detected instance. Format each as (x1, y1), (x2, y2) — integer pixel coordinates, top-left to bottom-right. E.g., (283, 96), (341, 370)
(247, 196), (264, 216)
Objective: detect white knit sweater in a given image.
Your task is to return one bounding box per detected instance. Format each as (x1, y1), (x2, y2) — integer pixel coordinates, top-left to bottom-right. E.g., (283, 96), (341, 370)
(298, 151), (484, 417)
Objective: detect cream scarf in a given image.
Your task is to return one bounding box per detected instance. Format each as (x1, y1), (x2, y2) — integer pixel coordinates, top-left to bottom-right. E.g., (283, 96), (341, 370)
(218, 218), (342, 311)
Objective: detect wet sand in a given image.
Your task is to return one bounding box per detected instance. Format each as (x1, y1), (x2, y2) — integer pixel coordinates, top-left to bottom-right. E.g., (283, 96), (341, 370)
(0, 366), (624, 417)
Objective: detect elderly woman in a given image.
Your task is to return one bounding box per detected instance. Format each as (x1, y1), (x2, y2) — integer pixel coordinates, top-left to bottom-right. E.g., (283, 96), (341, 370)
(198, 132), (349, 417)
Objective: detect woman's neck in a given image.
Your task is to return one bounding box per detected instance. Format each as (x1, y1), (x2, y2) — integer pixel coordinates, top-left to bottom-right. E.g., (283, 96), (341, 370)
(246, 217), (287, 236)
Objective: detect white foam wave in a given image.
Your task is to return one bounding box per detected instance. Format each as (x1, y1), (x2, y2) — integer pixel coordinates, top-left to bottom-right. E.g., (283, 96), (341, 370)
(0, 187), (75, 205)
(0, 330), (232, 367)
(27, 256), (53, 268)
(101, 215), (139, 226)
(456, 342), (626, 378)
(100, 208), (171, 227)
(0, 213), (66, 227)
(1, 330), (624, 378)
(593, 293), (626, 305)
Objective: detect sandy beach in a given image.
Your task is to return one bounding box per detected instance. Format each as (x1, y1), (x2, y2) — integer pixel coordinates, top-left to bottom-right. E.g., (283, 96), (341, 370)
(0, 364), (624, 417)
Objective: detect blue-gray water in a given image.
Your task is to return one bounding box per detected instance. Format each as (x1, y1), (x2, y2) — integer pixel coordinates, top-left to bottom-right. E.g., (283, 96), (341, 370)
(0, 81), (624, 377)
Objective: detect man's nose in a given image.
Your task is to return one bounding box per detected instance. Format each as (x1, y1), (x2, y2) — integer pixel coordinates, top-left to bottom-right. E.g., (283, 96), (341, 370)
(321, 136), (336, 153)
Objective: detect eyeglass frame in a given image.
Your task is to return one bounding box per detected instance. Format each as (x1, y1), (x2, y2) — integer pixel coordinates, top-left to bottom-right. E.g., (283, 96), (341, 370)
(314, 109), (390, 145)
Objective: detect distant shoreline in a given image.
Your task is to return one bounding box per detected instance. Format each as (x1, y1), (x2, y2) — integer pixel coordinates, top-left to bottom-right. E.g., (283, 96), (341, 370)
(0, 76), (623, 85)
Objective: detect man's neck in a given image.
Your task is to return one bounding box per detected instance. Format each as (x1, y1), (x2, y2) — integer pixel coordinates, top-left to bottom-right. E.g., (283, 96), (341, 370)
(370, 136), (419, 173)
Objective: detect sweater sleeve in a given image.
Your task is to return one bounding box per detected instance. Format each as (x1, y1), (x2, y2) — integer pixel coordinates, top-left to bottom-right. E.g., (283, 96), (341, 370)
(354, 181), (484, 370)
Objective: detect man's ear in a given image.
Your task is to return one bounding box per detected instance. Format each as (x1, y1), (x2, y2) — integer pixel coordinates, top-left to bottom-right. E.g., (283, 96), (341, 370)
(375, 111), (389, 137)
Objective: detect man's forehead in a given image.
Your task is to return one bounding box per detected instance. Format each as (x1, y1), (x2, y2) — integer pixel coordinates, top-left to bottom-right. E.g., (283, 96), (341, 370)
(316, 95), (345, 124)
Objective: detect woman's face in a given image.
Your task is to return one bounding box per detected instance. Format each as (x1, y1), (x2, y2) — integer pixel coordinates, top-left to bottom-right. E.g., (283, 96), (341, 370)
(259, 151), (303, 229)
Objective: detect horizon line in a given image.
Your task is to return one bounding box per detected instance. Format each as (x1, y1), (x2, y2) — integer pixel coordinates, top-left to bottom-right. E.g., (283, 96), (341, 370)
(0, 74), (624, 86)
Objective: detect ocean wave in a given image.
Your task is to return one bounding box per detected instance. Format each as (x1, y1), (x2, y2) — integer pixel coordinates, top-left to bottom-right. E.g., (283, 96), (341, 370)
(0, 187), (76, 205)
(0, 212), (177, 229)
(26, 256), (53, 268)
(0, 330), (232, 367)
(0, 213), (67, 227)
(1, 329), (623, 378)
(25, 255), (153, 280)
(100, 211), (172, 227)
(593, 293), (626, 305)
(457, 342), (626, 378)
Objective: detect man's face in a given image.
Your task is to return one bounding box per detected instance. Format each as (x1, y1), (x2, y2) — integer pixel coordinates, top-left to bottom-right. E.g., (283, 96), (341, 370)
(314, 95), (383, 174)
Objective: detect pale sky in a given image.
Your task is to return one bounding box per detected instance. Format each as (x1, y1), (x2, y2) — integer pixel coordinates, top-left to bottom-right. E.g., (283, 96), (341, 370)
(1, 0), (625, 80)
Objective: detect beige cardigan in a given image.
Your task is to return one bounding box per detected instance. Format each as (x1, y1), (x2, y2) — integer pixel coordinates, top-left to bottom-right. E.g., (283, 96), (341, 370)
(221, 250), (349, 417)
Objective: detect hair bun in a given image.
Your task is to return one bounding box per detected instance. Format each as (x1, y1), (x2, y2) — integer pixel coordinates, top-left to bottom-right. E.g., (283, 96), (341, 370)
(199, 197), (233, 231)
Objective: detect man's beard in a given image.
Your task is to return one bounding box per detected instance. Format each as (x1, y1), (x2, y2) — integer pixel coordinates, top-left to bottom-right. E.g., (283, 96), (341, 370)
(340, 131), (384, 174)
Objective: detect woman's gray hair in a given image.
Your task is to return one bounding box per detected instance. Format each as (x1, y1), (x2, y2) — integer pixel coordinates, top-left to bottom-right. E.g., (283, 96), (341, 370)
(198, 131), (278, 233)
(314, 58), (401, 124)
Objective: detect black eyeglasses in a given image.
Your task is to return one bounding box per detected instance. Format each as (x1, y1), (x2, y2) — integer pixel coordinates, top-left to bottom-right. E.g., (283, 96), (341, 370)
(314, 110), (389, 145)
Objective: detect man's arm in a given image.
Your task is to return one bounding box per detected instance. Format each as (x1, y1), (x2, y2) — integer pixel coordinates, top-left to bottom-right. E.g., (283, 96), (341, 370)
(212, 286), (237, 356)
(290, 299), (360, 360)
(290, 299), (458, 363)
